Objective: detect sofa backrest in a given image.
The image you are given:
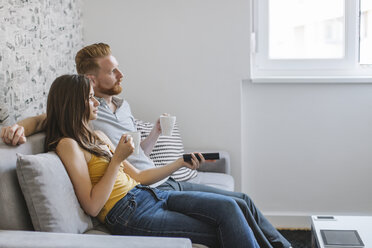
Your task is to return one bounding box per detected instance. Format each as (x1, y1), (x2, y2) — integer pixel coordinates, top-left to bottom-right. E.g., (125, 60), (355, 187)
(0, 132), (45, 230)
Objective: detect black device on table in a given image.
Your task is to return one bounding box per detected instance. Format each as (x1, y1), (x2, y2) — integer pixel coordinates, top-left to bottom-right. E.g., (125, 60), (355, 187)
(320, 230), (364, 247)
(183, 152), (220, 162)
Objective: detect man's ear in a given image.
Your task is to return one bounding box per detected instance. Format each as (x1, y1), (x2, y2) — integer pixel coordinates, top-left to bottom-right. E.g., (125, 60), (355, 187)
(85, 74), (96, 86)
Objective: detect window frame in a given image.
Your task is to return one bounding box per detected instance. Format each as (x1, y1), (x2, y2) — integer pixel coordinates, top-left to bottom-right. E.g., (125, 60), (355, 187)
(250, 0), (372, 83)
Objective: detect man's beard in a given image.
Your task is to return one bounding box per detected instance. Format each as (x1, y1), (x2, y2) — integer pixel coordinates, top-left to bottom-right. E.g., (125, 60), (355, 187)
(97, 84), (122, 96)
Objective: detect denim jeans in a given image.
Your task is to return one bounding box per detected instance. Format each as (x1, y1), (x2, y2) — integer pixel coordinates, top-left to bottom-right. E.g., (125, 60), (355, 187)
(105, 185), (259, 248)
(156, 178), (291, 248)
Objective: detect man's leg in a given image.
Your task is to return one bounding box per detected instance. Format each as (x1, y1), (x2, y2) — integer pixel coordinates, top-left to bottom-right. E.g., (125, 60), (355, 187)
(155, 178), (181, 191)
(156, 178), (291, 248)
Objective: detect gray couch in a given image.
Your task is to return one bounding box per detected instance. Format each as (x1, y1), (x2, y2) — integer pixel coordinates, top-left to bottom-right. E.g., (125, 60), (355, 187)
(0, 132), (234, 248)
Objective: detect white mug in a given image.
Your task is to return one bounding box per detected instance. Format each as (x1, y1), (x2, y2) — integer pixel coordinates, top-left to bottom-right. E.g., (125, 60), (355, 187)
(126, 131), (141, 155)
(160, 115), (176, 136)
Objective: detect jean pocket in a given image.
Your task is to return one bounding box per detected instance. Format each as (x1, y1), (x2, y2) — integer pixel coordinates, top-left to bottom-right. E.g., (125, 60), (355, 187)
(106, 195), (135, 225)
(137, 185), (165, 201)
(117, 198), (137, 225)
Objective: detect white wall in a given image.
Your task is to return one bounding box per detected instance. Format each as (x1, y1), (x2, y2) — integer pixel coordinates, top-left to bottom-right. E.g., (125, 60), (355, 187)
(82, 0), (251, 190)
(83, 0), (372, 228)
(243, 82), (372, 227)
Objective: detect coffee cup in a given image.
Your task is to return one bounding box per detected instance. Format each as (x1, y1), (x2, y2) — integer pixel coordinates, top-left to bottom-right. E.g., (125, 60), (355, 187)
(126, 131), (141, 155)
(160, 115), (176, 136)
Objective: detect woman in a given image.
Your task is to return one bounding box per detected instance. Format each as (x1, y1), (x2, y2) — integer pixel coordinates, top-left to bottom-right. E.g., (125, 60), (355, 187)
(45, 74), (259, 248)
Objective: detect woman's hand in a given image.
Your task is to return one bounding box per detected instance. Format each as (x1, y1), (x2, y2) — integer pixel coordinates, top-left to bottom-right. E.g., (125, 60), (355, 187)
(179, 152), (205, 170)
(111, 134), (134, 164)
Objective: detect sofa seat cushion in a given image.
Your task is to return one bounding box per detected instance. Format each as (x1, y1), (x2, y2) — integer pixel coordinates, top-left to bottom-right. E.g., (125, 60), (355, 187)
(187, 172), (234, 191)
(0, 230), (192, 248)
(16, 152), (93, 233)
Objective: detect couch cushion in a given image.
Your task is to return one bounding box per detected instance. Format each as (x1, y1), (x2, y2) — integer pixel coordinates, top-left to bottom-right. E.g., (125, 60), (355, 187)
(0, 133), (46, 231)
(87, 217), (111, 235)
(0, 230), (193, 248)
(187, 172), (235, 191)
(136, 120), (197, 181)
(16, 152), (93, 233)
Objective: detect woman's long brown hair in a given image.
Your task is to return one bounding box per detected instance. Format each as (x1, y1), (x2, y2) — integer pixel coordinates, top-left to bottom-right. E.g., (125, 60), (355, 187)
(45, 74), (111, 160)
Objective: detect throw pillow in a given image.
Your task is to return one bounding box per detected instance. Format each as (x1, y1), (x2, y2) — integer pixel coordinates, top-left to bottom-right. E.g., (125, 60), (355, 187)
(135, 120), (197, 181)
(16, 152), (93, 233)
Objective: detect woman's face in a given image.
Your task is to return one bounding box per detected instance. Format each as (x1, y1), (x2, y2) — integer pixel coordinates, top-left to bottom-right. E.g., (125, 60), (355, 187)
(88, 85), (100, 120)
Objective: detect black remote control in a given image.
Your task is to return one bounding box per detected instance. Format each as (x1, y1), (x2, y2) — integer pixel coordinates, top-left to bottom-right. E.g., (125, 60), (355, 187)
(183, 153), (220, 162)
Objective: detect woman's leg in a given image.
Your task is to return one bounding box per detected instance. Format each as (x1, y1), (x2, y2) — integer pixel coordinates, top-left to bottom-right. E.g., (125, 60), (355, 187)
(105, 186), (218, 247)
(164, 190), (259, 248)
(105, 186), (259, 248)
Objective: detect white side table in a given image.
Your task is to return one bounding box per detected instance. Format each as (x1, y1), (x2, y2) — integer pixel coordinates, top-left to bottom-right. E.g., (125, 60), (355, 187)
(311, 215), (372, 248)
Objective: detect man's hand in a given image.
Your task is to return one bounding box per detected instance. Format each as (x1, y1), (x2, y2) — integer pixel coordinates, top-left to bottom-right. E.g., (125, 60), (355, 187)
(140, 113), (169, 156)
(0, 124), (27, 146)
(180, 152), (205, 170)
(152, 113), (170, 135)
(153, 116), (162, 135)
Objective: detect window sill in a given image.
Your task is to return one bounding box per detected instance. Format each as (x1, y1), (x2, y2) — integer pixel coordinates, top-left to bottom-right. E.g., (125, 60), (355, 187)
(249, 76), (372, 84)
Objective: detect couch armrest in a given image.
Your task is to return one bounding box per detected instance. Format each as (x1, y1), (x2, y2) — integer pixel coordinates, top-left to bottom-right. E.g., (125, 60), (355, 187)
(0, 230), (192, 248)
(184, 150), (231, 174)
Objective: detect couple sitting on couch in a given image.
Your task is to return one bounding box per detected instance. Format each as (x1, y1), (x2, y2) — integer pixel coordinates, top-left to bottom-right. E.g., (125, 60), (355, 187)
(1, 43), (290, 248)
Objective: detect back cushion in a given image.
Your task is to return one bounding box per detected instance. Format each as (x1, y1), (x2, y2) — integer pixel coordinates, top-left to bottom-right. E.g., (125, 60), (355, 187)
(135, 120), (197, 181)
(16, 152), (93, 233)
(0, 133), (46, 231)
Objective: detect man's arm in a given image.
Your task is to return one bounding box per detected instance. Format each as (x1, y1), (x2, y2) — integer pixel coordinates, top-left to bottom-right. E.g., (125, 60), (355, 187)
(21, 113), (47, 136)
(140, 117), (161, 156)
(0, 113), (46, 146)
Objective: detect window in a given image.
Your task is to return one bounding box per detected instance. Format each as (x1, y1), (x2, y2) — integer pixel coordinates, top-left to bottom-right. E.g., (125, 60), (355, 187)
(251, 0), (372, 83)
(360, 0), (372, 64)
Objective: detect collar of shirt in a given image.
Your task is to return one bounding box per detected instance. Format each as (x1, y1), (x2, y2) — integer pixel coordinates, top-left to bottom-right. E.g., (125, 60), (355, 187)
(95, 96), (124, 109)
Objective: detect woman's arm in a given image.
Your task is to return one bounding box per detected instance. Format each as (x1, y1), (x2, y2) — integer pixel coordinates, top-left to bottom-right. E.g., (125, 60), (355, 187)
(56, 135), (133, 217)
(95, 130), (203, 187)
(123, 153), (203, 185)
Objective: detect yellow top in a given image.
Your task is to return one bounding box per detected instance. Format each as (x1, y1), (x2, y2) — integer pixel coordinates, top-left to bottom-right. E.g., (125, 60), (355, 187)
(87, 153), (139, 223)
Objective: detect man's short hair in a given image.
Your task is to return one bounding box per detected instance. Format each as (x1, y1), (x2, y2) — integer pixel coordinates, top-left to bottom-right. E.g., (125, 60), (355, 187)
(75, 43), (112, 75)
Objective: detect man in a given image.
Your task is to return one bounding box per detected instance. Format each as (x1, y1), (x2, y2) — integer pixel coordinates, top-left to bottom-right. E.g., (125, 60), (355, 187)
(1, 43), (291, 248)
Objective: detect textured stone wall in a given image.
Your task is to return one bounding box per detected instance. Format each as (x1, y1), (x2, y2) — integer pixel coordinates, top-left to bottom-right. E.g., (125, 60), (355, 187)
(0, 0), (83, 125)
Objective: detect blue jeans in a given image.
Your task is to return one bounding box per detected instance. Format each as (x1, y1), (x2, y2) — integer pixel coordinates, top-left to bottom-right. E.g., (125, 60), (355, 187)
(156, 178), (291, 248)
(105, 185), (259, 248)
